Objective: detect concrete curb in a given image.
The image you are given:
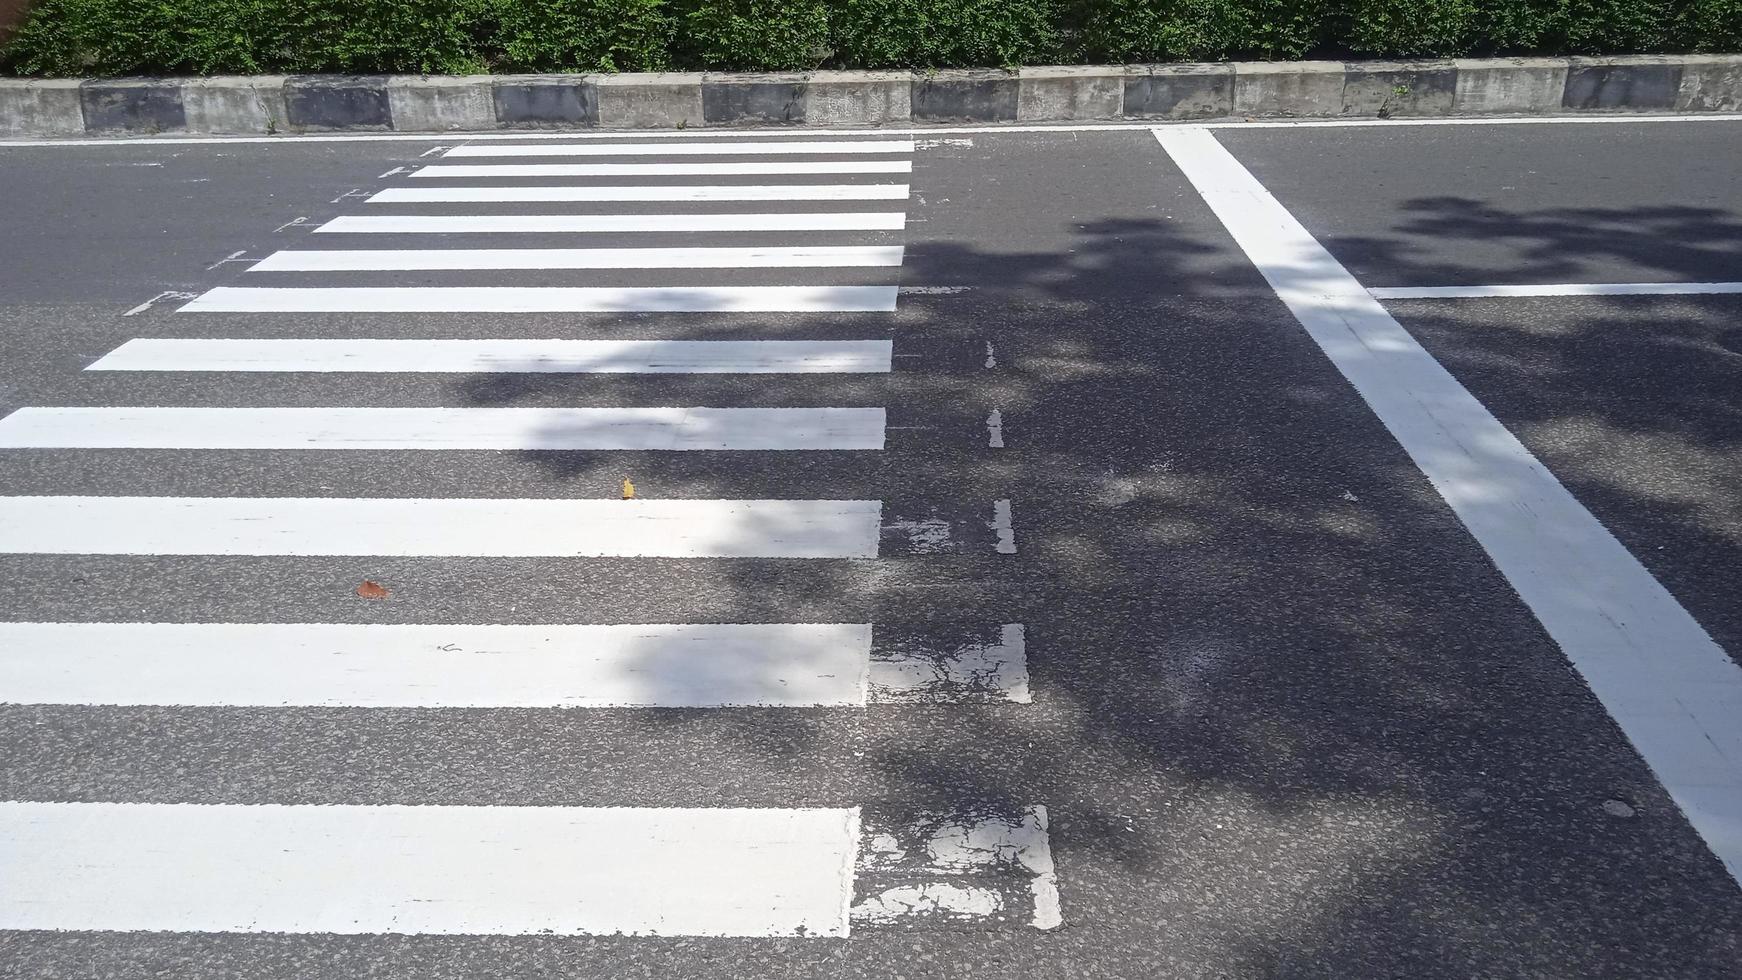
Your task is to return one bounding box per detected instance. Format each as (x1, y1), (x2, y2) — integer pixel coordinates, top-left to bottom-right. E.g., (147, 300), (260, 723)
(3, 55), (1740, 137)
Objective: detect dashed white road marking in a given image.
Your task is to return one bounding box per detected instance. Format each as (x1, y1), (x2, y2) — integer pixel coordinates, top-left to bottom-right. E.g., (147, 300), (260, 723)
(0, 497), (885, 558)
(0, 621), (1030, 708)
(203, 250), (248, 271)
(316, 213), (907, 234)
(0, 406), (886, 451)
(987, 409), (1005, 448)
(1370, 281), (1742, 299)
(120, 291), (198, 317)
(249, 245), (905, 272)
(413, 161), (913, 178)
(991, 499), (1017, 554)
(442, 139), (916, 157)
(369, 184), (910, 203)
(88, 338), (895, 374)
(1157, 124), (1742, 885)
(180, 285), (899, 313)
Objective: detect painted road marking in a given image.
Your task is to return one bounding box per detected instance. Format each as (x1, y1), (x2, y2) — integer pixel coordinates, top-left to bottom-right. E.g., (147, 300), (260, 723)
(1157, 124), (1742, 884)
(180, 285), (900, 313)
(991, 499), (1017, 554)
(0, 622), (1029, 707)
(248, 246), (906, 272)
(8, 116), (1742, 150)
(1370, 282), (1742, 299)
(0, 497), (884, 557)
(316, 213), (907, 234)
(368, 184), (910, 203)
(413, 161), (913, 178)
(442, 139), (916, 157)
(0, 802), (1057, 935)
(853, 806), (1060, 931)
(88, 339), (895, 374)
(0, 802), (860, 936)
(0, 406), (887, 451)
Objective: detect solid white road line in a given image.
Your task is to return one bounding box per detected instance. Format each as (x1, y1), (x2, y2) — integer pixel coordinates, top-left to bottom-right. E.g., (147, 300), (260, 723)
(180, 285), (900, 313)
(442, 139), (916, 157)
(316, 212), (907, 234)
(0, 621), (1032, 707)
(368, 184), (910, 203)
(0, 497), (884, 557)
(1370, 281), (1742, 299)
(0, 406), (887, 451)
(0, 802), (859, 936)
(413, 161), (913, 177)
(1157, 125), (1742, 884)
(87, 338), (895, 374)
(9, 115), (1742, 149)
(249, 245), (905, 272)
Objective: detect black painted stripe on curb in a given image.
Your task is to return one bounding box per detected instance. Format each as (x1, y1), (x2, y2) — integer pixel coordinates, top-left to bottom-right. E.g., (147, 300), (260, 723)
(80, 80), (185, 133)
(492, 76), (599, 126)
(1565, 62), (1684, 110)
(914, 73), (1019, 124)
(285, 76), (390, 130)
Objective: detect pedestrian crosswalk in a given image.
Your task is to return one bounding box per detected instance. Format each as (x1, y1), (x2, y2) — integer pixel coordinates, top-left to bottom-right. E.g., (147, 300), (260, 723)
(87, 338), (895, 373)
(0, 136), (1055, 940)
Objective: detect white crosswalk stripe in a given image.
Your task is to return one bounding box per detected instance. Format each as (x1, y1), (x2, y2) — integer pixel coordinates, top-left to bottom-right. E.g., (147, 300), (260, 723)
(0, 136), (1060, 939)
(369, 183), (911, 203)
(86, 338), (895, 373)
(247, 246), (906, 271)
(180, 285), (901, 313)
(316, 212), (908, 234)
(0, 802), (1057, 936)
(440, 139), (916, 157)
(0, 406), (888, 451)
(0, 496), (886, 557)
(0, 622), (1029, 707)
(413, 160), (914, 177)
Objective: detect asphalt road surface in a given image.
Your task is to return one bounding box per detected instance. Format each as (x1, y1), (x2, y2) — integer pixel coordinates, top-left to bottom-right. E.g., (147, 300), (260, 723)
(1, 117), (1739, 979)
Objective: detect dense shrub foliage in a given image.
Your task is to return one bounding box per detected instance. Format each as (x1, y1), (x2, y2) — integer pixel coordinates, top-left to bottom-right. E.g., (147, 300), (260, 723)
(3, 0), (1738, 76)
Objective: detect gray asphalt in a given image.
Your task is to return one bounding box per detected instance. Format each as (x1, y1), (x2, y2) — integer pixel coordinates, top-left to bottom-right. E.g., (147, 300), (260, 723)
(1, 123), (1740, 979)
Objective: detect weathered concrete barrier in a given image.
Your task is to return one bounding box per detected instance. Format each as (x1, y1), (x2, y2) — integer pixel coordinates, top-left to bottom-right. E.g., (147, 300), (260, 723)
(3, 55), (1739, 137)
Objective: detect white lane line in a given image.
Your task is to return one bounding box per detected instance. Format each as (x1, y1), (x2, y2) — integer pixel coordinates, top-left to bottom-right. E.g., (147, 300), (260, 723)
(0, 497), (884, 558)
(986, 408), (1005, 448)
(0, 802), (859, 936)
(369, 184), (910, 203)
(180, 285), (900, 313)
(8, 115), (1742, 149)
(249, 246), (905, 271)
(1157, 125), (1742, 884)
(413, 161), (913, 177)
(0, 407), (886, 451)
(1370, 282), (1742, 299)
(88, 339), (895, 374)
(316, 213), (907, 234)
(443, 139), (916, 157)
(0, 622), (1031, 707)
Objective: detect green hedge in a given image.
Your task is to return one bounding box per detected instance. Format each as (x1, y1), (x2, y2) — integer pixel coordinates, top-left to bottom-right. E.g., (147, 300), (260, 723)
(3, 0), (1739, 76)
